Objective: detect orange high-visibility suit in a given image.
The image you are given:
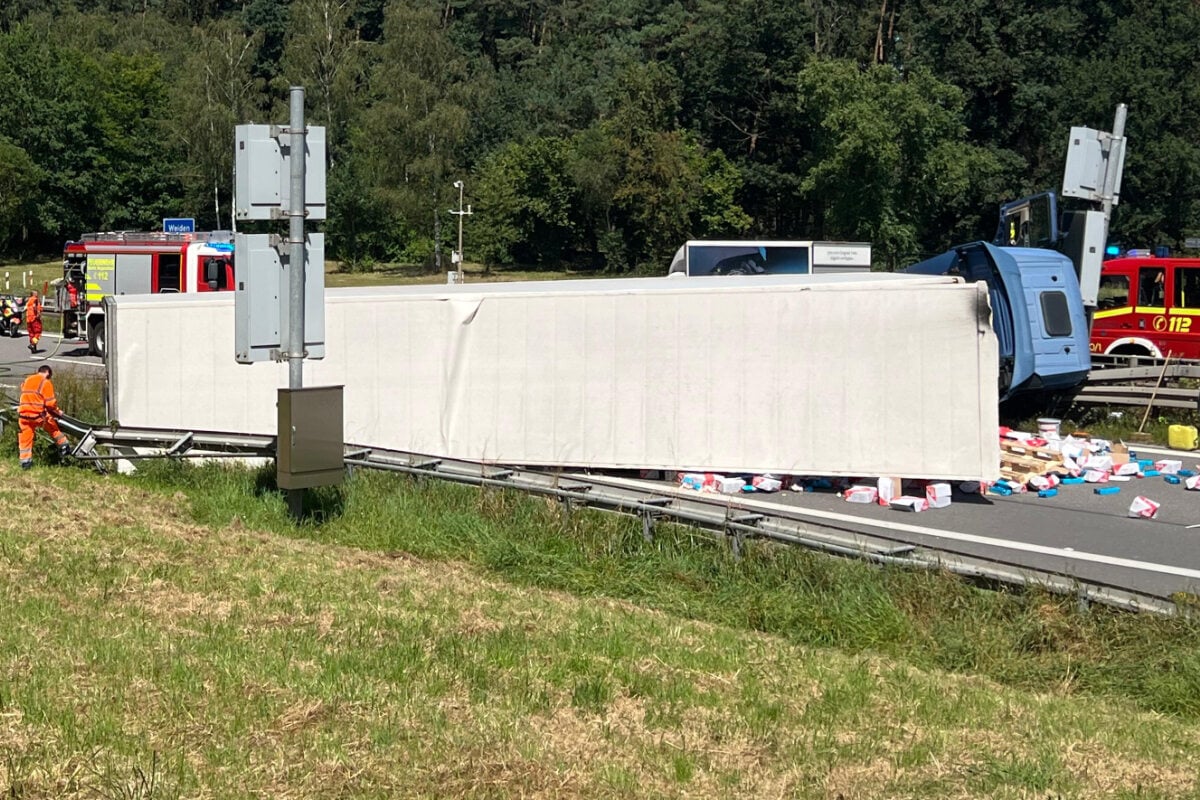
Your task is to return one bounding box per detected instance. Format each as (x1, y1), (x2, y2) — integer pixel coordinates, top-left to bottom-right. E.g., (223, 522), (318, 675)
(24, 291), (42, 351)
(18, 370), (68, 466)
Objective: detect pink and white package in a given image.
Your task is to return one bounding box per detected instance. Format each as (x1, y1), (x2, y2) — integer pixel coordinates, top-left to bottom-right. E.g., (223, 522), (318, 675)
(1155, 460), (1183, 475)
(1082, 454), (1114, 472)
(680, 473), (719, 492)
(1186, 475), (1200, 491)
(1128, 495), (1161, 519)
(1113, 462), (1141, 477)
(1027, 474), (1061, 491)
(843, 485), (879, 504)
(925, 482), (952, 509)
(877, 477), (901, 507)
(1083, 470), (1109, 483)
(751, 475), (783, 492)
(890, 496), (929, 512)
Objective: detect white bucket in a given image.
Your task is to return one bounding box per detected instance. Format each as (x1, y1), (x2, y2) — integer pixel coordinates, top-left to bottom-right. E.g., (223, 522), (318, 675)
(1037, 417), (1061, 438)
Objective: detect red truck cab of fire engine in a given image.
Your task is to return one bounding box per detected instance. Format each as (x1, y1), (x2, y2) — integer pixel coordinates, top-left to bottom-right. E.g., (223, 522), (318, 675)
(61, 231), (235, 357)
(1091, 249), (1200, 360)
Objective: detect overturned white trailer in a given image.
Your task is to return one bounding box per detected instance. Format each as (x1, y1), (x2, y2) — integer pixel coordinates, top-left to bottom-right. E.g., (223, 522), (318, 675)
(107, 273), (1000, 480)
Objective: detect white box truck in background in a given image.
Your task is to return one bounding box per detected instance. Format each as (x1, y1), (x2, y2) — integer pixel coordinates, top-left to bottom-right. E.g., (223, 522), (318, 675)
(668, 240), (872, 276)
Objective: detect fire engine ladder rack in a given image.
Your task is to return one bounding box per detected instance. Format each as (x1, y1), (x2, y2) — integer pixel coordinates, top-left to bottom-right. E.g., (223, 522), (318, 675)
(54, 415), (1179, 617)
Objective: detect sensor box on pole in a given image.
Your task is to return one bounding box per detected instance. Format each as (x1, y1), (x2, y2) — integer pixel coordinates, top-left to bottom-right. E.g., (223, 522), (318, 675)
(234, 232), (326, 363)
(234, 124), (328, 221)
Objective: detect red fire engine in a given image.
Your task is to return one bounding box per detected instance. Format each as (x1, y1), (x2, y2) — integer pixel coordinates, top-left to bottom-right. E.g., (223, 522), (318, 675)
(1091, 250), (1200, 360)
(61, 231), (236, 356)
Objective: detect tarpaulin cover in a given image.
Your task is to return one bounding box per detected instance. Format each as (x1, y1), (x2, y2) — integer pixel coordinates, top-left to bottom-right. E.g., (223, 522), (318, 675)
(108, 273), (1000, 480)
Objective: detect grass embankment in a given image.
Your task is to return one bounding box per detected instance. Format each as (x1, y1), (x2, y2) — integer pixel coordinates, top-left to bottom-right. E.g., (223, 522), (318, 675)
(324, 261), (595, 288)
(2, 284), (1199, 796)
(1, 455), (1200, 797)
(0, 259), (59, 296)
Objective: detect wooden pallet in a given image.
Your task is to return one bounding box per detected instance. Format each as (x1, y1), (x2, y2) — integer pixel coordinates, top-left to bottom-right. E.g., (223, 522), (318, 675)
(1000, 439), (1062, 461)
(1000, 440), (1064, 483)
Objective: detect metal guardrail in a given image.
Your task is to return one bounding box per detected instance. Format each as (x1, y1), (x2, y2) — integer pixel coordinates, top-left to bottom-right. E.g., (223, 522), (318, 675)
(46, 419), (1181, 615)
(1074, 354), (1200, 410)
(1073, 385), (1200, 410)
(1089, 353), (1200, 374)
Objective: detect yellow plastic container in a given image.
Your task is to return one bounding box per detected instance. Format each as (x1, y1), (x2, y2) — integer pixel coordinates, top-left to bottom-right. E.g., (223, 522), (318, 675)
(1168, 424), (1199, 451)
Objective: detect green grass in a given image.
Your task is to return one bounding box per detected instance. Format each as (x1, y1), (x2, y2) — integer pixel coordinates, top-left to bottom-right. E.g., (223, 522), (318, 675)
(0, 257), (60, 296)
(324, 260), (599, 287)
(115, 464), (1200, 721)
(5, 358), (1200, 794)
(2, 463), (1200, 797)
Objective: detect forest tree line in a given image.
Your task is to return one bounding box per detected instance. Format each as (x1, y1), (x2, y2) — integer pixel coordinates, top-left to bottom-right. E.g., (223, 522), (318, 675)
(1, 0), (1198, 272)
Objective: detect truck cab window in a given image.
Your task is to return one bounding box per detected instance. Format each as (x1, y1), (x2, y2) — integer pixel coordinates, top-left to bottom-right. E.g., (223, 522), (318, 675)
(1174, 266), (1200, 309)
(1096, 274), (1129, 309)
(157, 254), (181, 292)
(1040, 291), (1073, 337)
(1138, 267), (1165, 306)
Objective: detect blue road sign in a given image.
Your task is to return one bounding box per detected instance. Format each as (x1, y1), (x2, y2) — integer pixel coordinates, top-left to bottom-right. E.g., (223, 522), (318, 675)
(163, 217), (196, 233)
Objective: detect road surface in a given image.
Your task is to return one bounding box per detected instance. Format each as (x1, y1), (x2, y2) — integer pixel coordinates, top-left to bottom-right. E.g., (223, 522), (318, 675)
(596, 458), (1200, 605)
(0, 328), (104, 398)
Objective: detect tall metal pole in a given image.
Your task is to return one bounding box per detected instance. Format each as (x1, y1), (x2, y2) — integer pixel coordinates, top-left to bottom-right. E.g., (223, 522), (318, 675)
(456, 180), (465, 284)
(1101, 102), (1127, 225)
(287, 86), (307, 518)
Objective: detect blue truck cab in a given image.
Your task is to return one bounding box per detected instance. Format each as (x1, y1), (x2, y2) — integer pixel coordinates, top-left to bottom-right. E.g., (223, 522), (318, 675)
(907, 241), (1091, 401)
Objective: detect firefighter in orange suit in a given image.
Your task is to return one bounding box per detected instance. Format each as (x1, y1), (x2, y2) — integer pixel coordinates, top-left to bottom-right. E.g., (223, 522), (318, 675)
(24, 290), (42, 353)
(18, 365), (70, 469)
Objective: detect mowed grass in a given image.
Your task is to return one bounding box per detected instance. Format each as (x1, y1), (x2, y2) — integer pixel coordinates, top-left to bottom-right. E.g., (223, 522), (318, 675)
(0, 259), (59, 295)
(1, 461), (1199, 797)
(323, 261), (597, 288)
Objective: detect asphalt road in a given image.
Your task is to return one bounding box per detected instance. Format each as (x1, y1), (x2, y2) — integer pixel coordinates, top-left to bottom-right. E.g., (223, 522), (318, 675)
(631, 461), (1200, 603)
(0, 328), (104, 398)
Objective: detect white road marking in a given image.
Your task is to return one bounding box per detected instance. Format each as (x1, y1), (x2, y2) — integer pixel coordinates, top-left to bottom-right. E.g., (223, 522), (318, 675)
(43, 357), (103, 369)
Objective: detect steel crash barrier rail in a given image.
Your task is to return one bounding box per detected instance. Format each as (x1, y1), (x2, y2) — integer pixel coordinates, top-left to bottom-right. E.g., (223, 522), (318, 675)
(0, 410), (1184, 616)
(1068, 354), (1200, 410)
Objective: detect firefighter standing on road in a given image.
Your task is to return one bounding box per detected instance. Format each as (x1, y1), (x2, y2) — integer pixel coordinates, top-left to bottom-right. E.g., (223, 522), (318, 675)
(18, 365), (69, 470)
(24, 289), (42, 353)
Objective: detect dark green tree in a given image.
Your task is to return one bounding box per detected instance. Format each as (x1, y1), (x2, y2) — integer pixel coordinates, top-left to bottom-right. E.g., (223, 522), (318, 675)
(361, 0), (475, 270)
(473, 137), (579, 267)
(795, 59), (1002, 267)
(0, 136), (39, 253)
(280, 0), (369, 156)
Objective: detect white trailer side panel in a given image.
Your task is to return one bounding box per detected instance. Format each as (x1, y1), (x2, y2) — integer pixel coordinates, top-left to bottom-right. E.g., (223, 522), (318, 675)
(109, 274), (1000, 480)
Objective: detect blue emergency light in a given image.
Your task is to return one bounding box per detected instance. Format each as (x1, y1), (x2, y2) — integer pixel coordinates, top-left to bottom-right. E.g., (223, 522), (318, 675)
(1105, 244), (1121, 257)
